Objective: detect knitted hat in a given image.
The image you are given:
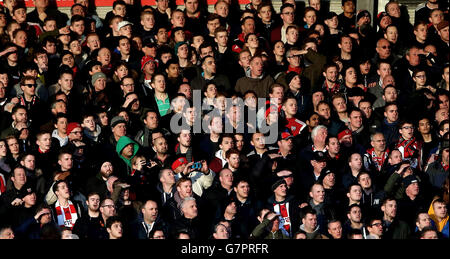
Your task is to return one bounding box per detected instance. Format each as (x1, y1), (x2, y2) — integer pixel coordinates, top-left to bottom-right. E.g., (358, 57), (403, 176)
(18, 183), (35, 199)
(402, 175), (419, 189)
(91, 72), (106, 85)
(285, 71), (299, 86)
(141, 55), (157, 71)
(338, 129), (352, 141)
(110, 116), (126, 129)
(174, 41), (188, 56)
(66, 122), (81, 135)
(171, 157), (188, 171)
(271, 177), (286, 192)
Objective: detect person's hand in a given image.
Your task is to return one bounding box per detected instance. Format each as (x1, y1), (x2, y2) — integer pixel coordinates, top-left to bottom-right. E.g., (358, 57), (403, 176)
(299, 202), (309, 208)
(122, 97), (135, 108)
(59, 26), (70, 34)
(147, 160), (157, 168)
(34, 209), (49, 220)
(266, 212), (278, 221)
(11, 198), (23, 206)
(117, 182), (130, 189)
(72, 140), (85, 147)
(268, 153), (282, 160)
(183, 162), (195, 175)
(395, 163), (410, 175)
(0, 46), (17, 57)
(166, 8), (172, 18)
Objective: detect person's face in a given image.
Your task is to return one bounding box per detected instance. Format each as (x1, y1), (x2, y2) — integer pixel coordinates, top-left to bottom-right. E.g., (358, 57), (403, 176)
(328, 221), (342, 239)
(304, 10), (317, 26)
(234, 181), (250, 199)
(273, 41), (285, 58)
(205, 84), (217, 99)
(178, 131), (192, 147)
(21, 79), (36, 97)
(97, 48), (111, 66)
(368, 220), (383, 236)
(348, 206), (362, 222)
(406, 48), (421, 67)
(13, 108), (27, 123)
(358, 102), (371, 119)
(161, 169), (175, 185)
(438, 26), (449, 42)
(141, 14), (155, 30)
(177, 44), (189, 59)
(71, 20), (85, 36)
(421, 230), (438, 239)
(202, 57), (217, 76)
(286, 28), (299, 44)
(378, 63), (392, 79)
(385, 26), (398, 43)
(348, 185), (362, 202)
(100, 161), (113, 178)
(36, 133), (52, 151)
(157, 0), (168, 11)
(238, 51), (251, 68)
(417, 118), (431, 134)
(62, 54), (75, 68)
(325, 16), (339, 29)
(242, 19), (255, 35)
(309, 0), (321, 10)
(143, 112), (158, 130)
(383, 200), (397, 219)
(185, 0), (199, 14)
(234, 135), (244, 151)
(406, 182), (420, 196)
(251, 133), (266, 150)
(246, 34), (259, 49)
(206, 18), (220, 35)
(0, 228), (15, 239)
(280, 7), (295, 24)
(69, 40), (83, 56)
(182, 199), (198, 218)
(20, 154), (35, 170)
(55, 117), (68, 133)
(154, 137), (168, 154)
(386, 2), (400, 18)
(399, 123), (414, 140)
(56, 182), (70, 199)
(142, 201), (158, 222)
(384, 104), (398, 123)
(13, 8), (26, 23)
(119, 78), (134, 95)
(371, 134), (386, 153)
(349, 154), (362, 170)
(59, 73), (73, 92)
(152, 74), (166, 93)
(87, 194), (101, 211)
(349, 111), (363, 129)
(430, 10), (443, 25)
(13, 30), (27, 48)
(303, 213), (318, 231)
(282, 98), (298, 117)
(414, 24), (428, 42)
(166, 63), (180, 78)
(310, 184), (325, 203)
(213, 224), (229, 239)
(358, 173), (372, 189)
(220, 137), (234, 152)
(177, 181), (193, 198)
(171, 11), (185, 27)
(249, 57), (263, 77)
(118, 38), (131, 55)
(342, 0), (355, 13)
(219, 170), (234, 187)
(433, 202), (448, 219)
(258, 6), (272, 23)
(58, 154), (73, 171)
(436, 108), (449, 124)
(332, 97), (346, 113)
(108, 222), (123, 238)
(274, 183), (287, 198)
(324, 66), (338, 83)
(344, 67), (357, 84)
(376, 40), (391, 59)
(438, 94), (449, 110)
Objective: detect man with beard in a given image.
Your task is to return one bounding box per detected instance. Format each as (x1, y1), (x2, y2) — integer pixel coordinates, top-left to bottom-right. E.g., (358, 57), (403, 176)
(191, 55), (231, 93)
(85, 161), (114, 200)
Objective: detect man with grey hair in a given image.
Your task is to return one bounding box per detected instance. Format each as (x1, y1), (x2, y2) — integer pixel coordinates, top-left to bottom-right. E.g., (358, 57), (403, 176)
(172, 197), (204, 239)
(299, 125), (328, 169)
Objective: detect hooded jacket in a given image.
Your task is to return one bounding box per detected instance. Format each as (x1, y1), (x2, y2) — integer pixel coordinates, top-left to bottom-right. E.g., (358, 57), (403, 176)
(299, 224), (329, 239)
(116, 136), (139, 169)
(428, 198), (449, 238)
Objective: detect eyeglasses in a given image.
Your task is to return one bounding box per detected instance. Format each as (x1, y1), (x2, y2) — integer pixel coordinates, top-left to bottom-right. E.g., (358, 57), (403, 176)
(24, 83), (37, 88)
(371, 222), (383, 227)
(401, 126), (414, 130)
(102, 205), (116, 209)
(70, 131), (83, 135)
(379, 45), (391, 49)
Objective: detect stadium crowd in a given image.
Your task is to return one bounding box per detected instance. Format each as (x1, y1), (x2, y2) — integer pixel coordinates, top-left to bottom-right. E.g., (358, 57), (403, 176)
(0, 0), (448, 240)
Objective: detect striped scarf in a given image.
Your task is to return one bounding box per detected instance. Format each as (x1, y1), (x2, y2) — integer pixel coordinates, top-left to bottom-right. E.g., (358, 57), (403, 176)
(0, 174), (6, 194)
(54, 200), (78, 229)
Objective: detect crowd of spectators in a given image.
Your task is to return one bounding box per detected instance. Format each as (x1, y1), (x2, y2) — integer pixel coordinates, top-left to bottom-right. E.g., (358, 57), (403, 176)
(0, 0), (448, 240)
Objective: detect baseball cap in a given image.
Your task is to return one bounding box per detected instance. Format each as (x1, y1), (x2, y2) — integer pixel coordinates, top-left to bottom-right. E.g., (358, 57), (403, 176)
(110, 116), (126, 129)
(117, 21), (133, 31)
(312, 151), (328, 162)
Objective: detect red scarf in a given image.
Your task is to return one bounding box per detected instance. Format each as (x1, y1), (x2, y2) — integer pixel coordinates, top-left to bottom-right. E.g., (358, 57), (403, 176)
(273, 203), (291, 233)
(0, 174), (6, 194)
(396, 137), (420, 158)
(287, 66), (302, 74)
(55, 200), (78, 229)
(366, 147), (389, 171)
(325, 81), (341, 95)
(285, 118), (307, 136)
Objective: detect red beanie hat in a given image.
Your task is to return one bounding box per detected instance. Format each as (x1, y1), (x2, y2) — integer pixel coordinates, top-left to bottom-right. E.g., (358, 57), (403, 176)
(66, 122), (81, 135)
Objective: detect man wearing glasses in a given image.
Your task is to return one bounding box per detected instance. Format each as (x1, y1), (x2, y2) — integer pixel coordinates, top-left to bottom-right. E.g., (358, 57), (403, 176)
(365, 215), (384, 239)
(270, 3), (296, 44)
(18, 76), (45, 127)
(395, 120), (423, 170)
